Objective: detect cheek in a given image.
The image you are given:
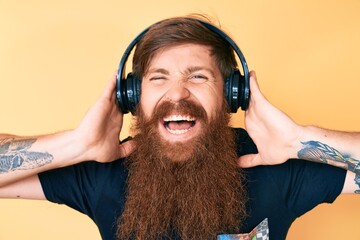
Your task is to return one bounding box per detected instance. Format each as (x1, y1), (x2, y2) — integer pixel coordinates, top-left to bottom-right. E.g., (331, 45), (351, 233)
(139, 87), (161, 118)
(194, 86), (224, 118)
(205, 96), (224, 117)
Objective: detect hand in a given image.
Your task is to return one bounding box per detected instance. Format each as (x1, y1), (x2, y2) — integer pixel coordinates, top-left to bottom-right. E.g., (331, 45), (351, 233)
(238, 71), (304, 168)
(74, 73), (134, 163)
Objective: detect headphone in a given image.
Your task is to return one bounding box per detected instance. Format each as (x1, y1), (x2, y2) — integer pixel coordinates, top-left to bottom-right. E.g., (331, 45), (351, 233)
(116, 19), (250, 114)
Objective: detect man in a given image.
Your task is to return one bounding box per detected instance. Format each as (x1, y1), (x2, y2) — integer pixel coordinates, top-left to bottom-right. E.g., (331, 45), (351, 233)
(0, 16), (356, 239)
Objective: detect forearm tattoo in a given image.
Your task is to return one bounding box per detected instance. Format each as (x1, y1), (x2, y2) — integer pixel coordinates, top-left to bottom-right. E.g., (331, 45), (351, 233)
(0, 138), (53, 174)
(298, 141), (360, 194)
(354, 174), (360, 194)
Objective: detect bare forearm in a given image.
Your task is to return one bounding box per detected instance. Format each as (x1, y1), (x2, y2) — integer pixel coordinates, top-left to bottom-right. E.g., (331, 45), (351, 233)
(298, 126), (360, 173)
(0, 130), (85, 186)
(295, 126), (360, 194)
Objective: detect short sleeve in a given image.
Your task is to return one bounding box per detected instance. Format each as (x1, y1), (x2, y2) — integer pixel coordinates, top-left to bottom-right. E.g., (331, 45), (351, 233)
(38, 161), (119, 219)
(39, 160), (128, 239)
(269, 159), (346, 217)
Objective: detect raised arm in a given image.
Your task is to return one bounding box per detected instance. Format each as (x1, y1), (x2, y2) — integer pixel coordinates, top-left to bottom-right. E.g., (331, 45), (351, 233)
(238, 71), (360, 193)
(0, 73), (134, 191)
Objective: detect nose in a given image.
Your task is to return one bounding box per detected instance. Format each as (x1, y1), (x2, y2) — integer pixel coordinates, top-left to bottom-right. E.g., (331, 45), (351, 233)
(164, 81), (191, 103)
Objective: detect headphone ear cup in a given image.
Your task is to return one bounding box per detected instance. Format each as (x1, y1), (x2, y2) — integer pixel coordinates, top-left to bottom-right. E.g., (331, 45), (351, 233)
(225, 70), (249, 113)
(116, 74), (128, 114)
(124, 73), (141, 114)
(116, 72), (140, 114)
(225, 70), (240, 113)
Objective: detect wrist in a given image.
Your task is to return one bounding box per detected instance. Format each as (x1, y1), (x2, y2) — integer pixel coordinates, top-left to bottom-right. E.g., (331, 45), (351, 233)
(288, 124), (307, 159)
(68, 128), (93, 165)
(49, 130), (89, 167)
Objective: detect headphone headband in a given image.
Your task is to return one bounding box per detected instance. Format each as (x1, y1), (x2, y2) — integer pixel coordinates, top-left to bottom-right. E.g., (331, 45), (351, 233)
(116, 18), (250, 114)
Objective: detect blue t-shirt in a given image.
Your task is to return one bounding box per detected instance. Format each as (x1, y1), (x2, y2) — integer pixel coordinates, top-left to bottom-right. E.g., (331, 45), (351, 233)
(38, 128), (346, 240)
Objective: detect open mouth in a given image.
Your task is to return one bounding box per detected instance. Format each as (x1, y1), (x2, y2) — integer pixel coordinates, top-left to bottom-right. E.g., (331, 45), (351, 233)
(163, 115), (196, 135)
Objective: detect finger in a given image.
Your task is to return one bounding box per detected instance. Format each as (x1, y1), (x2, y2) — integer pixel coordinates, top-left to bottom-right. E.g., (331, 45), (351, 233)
(101, 72), (117, 101)
(118, 139), (135, 159)
(247, 71), (273, 114)
(248, 71), (264, 102)
(246, 71), (260, 114)
(237, 154), (263, 168)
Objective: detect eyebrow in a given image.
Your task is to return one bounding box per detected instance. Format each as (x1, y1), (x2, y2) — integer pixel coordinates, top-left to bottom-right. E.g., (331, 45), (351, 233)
(146, 68), (170, 75)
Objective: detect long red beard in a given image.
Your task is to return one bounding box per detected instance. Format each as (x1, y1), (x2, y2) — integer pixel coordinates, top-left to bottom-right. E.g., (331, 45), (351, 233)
(117, 100), (247, 240)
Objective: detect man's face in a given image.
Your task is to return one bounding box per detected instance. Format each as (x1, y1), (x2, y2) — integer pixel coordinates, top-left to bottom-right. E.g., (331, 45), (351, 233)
(140, 43), (224, 144)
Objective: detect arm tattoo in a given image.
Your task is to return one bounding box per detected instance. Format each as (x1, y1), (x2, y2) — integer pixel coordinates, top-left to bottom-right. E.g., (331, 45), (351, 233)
(298, 141), (360, 193)
(0, 138), (53, 174)
(355, 174), (360, 194)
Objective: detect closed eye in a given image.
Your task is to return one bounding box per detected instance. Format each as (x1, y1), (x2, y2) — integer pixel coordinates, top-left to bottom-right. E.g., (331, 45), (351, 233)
(192, 75), (207, 79)
(189, 74), (208, 83)
(146, 68), (169, 81)
(150, 76), (167, 81)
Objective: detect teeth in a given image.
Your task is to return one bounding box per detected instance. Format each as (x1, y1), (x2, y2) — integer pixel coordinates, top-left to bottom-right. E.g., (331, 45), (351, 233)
(163, 115), (195, 135)
(166, 128), (190, 135)
(163, 115), (195, 122)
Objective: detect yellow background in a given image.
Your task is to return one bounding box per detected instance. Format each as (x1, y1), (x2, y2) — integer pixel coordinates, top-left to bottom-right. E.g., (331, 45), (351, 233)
(0, 0), (359, 239)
